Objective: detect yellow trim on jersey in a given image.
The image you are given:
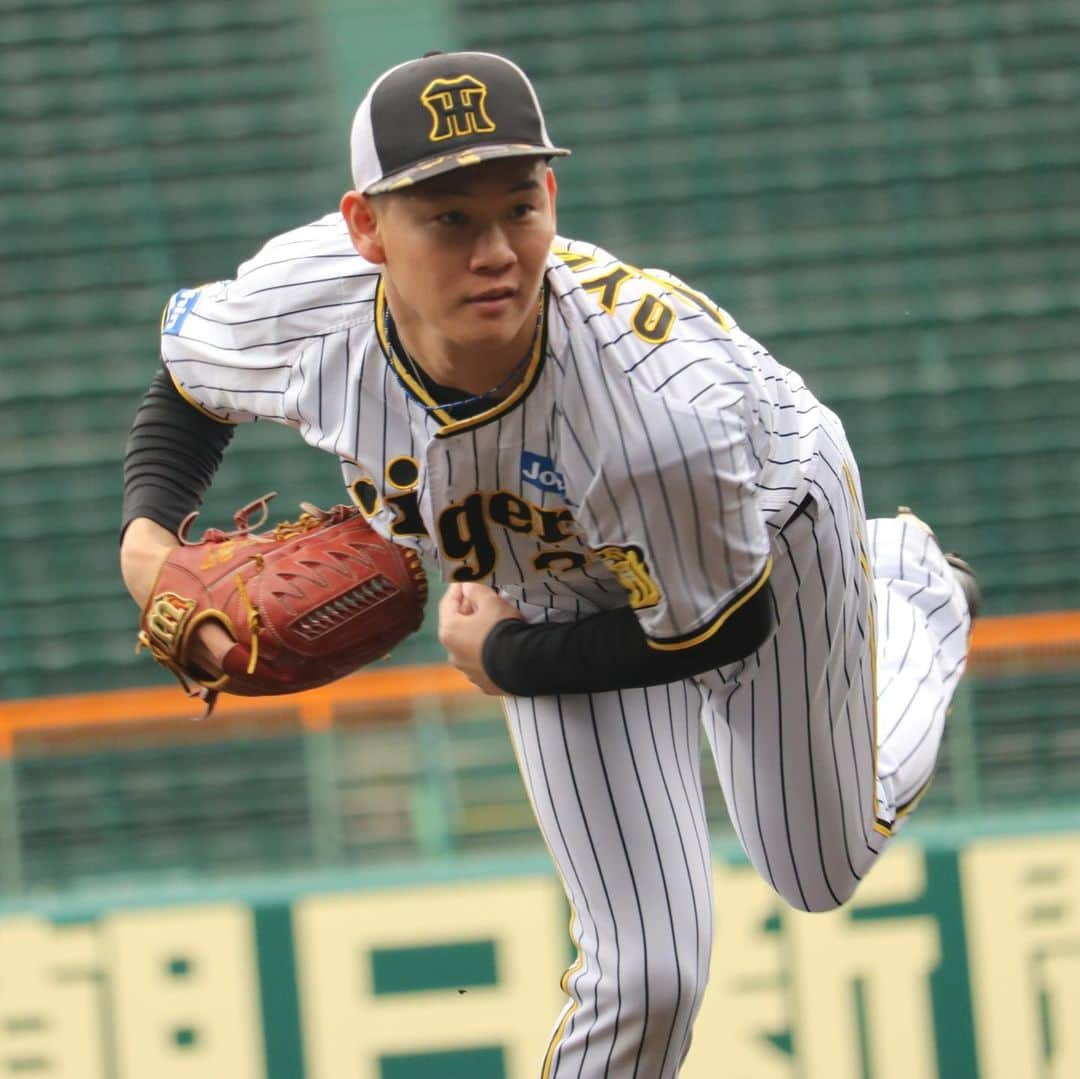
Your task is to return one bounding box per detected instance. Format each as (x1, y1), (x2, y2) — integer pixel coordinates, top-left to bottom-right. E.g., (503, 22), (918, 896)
(840, 461), (891, 838)
(385, 454), (420, 491)
(376, 278), (550, 436)
(347, 476), (381, 518)
(158, 289), (235, 426)
(869, 586), (891, 837)
(896, 774), (933, 820)
(374, 279), (458, 425)
(164, 365), (235, 425)
(542, 915), (584, 1079)
(435, 286), (549, 437)
(645, 557), (773, 653)
(497, 697), (583, 1078)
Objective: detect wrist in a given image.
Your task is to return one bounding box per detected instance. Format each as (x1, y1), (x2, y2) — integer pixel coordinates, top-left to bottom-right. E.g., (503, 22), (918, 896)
(480, 617), (533, 694)
(120, 517), (179, 607)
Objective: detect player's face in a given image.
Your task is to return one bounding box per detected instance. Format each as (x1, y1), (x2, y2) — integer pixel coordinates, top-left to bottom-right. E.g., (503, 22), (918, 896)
(343, 158), (557, 368)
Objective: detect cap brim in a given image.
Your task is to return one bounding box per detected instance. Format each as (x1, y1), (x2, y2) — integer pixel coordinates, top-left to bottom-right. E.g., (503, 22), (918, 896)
(364, 143), (571, 195)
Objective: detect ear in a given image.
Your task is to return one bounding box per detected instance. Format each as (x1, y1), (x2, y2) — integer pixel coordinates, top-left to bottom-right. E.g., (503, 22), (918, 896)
(340, 190), (385, 264)
(544, 166), (558, 213)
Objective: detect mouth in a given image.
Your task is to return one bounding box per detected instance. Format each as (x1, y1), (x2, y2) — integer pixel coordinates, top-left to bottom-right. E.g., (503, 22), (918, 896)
(466, 287), (518, 307)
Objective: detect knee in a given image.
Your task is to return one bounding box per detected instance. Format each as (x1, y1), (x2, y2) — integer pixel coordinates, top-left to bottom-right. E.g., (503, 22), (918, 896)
(555, 948), (709, 1076)
(615, 949), (709, 1029)
(774, 874), (861, 913)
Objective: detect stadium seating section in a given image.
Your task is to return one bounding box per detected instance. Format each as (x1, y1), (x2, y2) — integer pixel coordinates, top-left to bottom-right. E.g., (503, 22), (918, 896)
(1, 0), (1077, 893)
(7, 666), (1078, 893)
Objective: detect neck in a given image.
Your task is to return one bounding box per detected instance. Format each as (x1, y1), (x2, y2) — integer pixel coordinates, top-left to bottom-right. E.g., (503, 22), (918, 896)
(385, 285), (541, 395)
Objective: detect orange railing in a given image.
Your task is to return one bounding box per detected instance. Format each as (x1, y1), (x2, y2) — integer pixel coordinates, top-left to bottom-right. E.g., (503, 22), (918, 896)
(0, 664), (476, 757)
(1, 611), (1078, 757)
(966, 610), (1080, 674)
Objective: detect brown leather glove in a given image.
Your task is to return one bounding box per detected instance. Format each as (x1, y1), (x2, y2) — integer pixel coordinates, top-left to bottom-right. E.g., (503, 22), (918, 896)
(137, 494), (427, 712)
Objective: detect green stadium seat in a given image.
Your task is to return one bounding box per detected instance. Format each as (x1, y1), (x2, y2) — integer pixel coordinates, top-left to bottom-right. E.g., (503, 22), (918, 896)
(1, 0), (343, 697)
(14, 732), (315, 888)
(0, 0), (1077, 900)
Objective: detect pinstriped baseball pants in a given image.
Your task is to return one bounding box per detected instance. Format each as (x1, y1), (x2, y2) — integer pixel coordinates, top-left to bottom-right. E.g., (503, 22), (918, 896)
(504, 445), (971, 1077)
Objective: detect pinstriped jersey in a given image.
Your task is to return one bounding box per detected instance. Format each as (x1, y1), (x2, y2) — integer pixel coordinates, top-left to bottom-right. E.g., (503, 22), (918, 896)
(159, 213), (830, 647)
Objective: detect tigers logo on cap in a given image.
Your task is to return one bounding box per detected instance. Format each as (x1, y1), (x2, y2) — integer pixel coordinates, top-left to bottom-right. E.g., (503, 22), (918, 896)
(421, 75), (497, 142)
(350, 50), (570, 195)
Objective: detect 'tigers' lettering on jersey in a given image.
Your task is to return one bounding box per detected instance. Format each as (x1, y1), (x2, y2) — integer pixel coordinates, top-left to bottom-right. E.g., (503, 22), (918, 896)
(350, 457), (427, 539)
(438, 491), (581, 581)
(349, 455), (590, 581)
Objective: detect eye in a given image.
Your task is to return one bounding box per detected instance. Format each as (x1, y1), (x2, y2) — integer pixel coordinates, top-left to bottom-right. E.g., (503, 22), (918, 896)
(436, 209), (467, 226)
(510, 202), (537, 220)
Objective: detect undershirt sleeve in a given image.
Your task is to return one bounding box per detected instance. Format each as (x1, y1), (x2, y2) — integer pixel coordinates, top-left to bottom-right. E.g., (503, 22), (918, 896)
(121, 365), (236, 539)
(481, 579), (776, 696)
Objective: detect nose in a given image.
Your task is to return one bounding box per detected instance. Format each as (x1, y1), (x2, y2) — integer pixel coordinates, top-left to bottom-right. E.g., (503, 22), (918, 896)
(469, 222), (516, 274)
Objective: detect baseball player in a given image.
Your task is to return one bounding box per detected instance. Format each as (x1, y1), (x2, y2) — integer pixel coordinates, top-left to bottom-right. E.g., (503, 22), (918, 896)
(120, 50), (979, 1077)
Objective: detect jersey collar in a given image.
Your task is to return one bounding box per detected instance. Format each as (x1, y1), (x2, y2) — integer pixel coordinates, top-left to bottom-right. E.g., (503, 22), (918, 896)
(374, 276), (549, 435)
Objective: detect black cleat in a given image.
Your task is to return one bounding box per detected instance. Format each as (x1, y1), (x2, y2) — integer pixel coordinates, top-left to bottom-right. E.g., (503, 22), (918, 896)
(943, 552), (981, 621)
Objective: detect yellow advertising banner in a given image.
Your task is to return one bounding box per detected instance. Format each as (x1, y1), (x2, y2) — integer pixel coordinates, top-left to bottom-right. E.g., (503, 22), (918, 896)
(1, 831), (1078, 1077)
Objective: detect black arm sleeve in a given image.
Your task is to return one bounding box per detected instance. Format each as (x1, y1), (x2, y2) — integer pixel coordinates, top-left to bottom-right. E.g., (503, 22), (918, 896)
(121, 366), (236, 538)
(481, 582), (776, 696)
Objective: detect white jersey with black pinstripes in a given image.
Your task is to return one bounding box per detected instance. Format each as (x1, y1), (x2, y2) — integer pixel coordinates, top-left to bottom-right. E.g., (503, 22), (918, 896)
(159, 215), (823, 648)
(158, 212), (973, 1077)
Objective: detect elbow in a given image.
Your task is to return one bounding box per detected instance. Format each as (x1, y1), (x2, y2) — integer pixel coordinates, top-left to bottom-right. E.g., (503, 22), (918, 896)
(691, 581), (777, 672)
(737, 582), (776, 657)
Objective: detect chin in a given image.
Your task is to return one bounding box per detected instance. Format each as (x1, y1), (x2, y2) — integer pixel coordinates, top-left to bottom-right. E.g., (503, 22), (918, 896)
(460, 308), (533, 345)
(458, 327), (521, 354)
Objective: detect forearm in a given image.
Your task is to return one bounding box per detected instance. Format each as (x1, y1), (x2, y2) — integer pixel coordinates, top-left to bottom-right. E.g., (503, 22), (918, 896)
(120, 517), (179, 607)
(122, 366), (235, 538)
(482, 582), (776, 696)
(120, 365), (235, 664)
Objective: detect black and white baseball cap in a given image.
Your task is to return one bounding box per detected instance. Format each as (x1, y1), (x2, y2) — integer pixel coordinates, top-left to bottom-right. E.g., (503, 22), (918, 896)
(350, 51), (570, 195)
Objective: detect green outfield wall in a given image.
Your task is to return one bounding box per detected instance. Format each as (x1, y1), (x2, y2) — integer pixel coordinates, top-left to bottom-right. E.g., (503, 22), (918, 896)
(3, 818), (1079, 1078)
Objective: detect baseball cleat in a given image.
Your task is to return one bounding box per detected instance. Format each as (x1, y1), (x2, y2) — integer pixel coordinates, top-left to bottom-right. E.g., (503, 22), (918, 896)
(942, 552), (981, 621)
(896, 507), (981, 620)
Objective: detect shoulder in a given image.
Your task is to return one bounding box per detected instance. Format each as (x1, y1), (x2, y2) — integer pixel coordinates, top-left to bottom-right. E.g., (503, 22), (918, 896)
(548, 235), (737, 334)
(233, 212), (372, 292)
(545, 236), (744, 386)
(161, 213), (381, 348)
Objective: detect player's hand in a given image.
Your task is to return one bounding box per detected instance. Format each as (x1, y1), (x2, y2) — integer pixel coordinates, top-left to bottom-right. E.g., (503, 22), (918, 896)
(120, 517), (234, 678)
(438, 582), (524, 695)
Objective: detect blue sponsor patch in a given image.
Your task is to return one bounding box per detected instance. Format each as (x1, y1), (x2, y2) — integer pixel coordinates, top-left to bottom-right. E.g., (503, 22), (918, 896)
(521, 451), (572, 502)
(162, 288), (201, 336)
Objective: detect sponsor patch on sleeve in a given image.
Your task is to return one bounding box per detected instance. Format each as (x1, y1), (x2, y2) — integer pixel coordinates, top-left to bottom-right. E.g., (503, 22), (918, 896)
(161, 288), (201, 336)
